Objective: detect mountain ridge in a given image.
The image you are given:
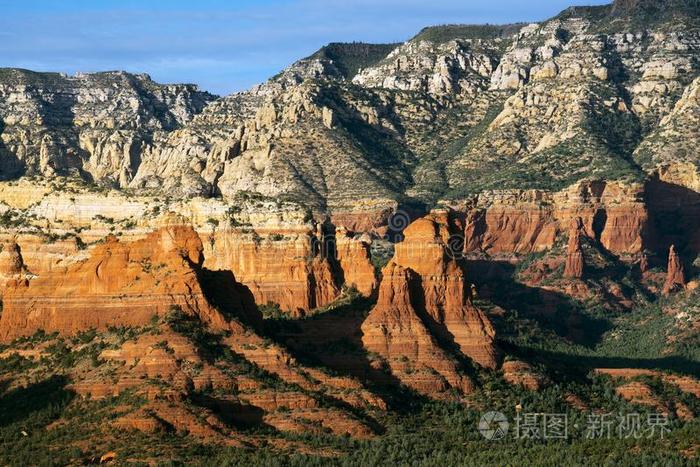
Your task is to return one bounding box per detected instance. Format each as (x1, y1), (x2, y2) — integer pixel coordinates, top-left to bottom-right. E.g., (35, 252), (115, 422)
(1, 1), (699, 210)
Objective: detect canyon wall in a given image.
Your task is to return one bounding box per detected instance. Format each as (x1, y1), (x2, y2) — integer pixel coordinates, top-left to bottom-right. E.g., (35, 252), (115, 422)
(202, 228), (339, 315)
(0, 222), (246, 341)
(461, 180), (652, 258)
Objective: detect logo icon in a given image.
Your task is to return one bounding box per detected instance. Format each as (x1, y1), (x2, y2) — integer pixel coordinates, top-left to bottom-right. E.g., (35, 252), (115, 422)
(479, 411), (509, 440)
(388, 210), (410, 232)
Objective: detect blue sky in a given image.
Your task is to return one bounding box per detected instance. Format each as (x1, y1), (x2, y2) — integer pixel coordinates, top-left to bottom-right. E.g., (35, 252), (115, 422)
(0, 0), (610, 96)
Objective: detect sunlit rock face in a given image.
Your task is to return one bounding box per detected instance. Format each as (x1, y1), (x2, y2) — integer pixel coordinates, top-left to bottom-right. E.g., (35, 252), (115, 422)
(0, 224), (247, 341)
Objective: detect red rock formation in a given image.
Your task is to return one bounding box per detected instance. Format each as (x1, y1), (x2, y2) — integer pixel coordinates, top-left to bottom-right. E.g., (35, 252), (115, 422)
(203, 228), (340, 315)
(391, 213), (498, 369)
(74, 329), (235, 399)
(113, 411), (168, 434)
(0, 233), (81, 276)
(464, 204), (558, 255)
(264, 408), (375, 439)
(113, 400), (238, 444)
(203, 222), (378, 315)
(615, 382), (669, 414)
(502, 360), (550, 391)
(564, 217), (585, 279)
(462, 181), (651, 258)
(0, 240), (27, 289)
(361, 262), (474, 397)
(663, 245), (686, 295)
(556, 181), (651, 255)
(0, 223), (244, 341)
(674, 402), (694, 421)
(565, 393), (589, 411)
(330, 206), (395, 237)
(70, 316), (382, 439)
(595, 368), (700, 399)
(224, 322), (385, 411)
(639, 253), (650, 273)
(334, 227), (378, 296)
(361, 212), (500, 397)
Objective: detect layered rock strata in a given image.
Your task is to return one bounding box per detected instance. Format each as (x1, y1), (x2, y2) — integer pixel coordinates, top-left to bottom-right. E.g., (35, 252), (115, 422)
(361, 212), (498, 397)
(0, 222), (244, 340)
(462, 181), (651, 257)
(361, 262), (474, 396)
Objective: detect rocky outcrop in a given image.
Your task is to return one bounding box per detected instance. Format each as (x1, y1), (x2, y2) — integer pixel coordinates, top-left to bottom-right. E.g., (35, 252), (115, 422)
(329, 203), (396, 236)
(595, 368), (698, 418)
(636, 77), (700, 193)
(222, 317), (386, 411)
(595, 368), (700, 398)
(639, 253), (650, 273)
(0, 240), (27, 284)
(334, 227), (378, 296)
(663, 244), (687, 295)
(113, 401), (237, 444)
(1, 2), (700, 453)
(0, 69), (215, 185)
(1, 3), (699, 215)
(0, 234), (84, 277)
(361, 212), (499, 397)
(615, 382), (669, 414)
(361, 262), (474, 397)
(353, 38), (499, 100)
(75, 330), (235, 399)
(0, 222), (244, 341)
(462, 180), (651, 257)
(203, 228), (340, 315)
(0, 182), (376, 316)
(391, 213), (498, 368)
(55, 277), (383, 441)
(202, 220), (378, 315)
(463, 197), (559, 255)
(502, 360), (550, 391)
(564, 217), (586, 278)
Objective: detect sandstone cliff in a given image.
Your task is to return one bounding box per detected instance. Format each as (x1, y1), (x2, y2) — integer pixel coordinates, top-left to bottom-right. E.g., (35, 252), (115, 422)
(0, 222), (244, 341)
(1, 0), (699, 455)
(461, 180), (652, 257)
(203, 227), (341, 315)
(391, 213), (498, 368)
(334, 226), (378, 296)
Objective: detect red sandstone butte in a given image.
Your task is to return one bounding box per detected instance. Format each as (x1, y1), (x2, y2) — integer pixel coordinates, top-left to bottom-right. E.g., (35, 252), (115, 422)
(391, 213), (498, 369)
(564, 217), (586, 279)
(0, 223), (242, 341)
(361, 262), (474, 396)
(361, 212), (499, 397)
(663, 244), (686, 295)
